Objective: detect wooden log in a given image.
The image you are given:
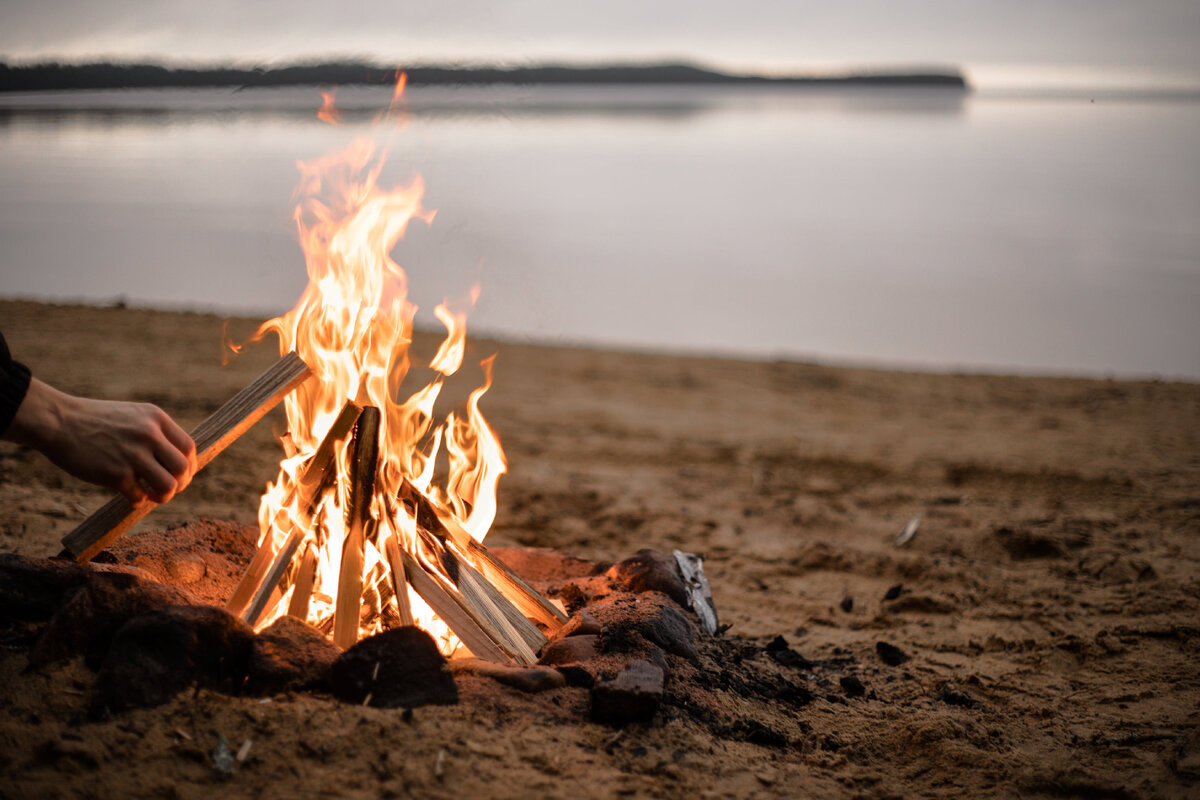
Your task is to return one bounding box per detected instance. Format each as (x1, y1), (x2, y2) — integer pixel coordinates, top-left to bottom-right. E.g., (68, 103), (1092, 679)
(287, 545), (318, 620)
(225, 400), (362, 617)
(383, 534), (415, 627)
(397, 479), (567, 630)
(399, 548), (510, 664)
(61, 351), (313, 562)
(334, 407), (380, 650)
(243, 526), (305, 627)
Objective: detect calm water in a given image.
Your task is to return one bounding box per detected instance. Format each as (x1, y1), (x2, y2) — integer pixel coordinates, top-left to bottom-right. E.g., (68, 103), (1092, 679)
(1, 85), (1197, 379)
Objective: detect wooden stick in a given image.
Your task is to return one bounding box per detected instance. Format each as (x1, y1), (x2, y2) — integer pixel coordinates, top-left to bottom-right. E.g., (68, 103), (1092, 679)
(287, 545), (318, 620)
(243, 526), (305, 627)
(61, 351), (312, 562)
(383, 534), (415, 627)
(397, 479), (567, 630)
(334, 407), (380, 650)
(225, 400), (362, 616)
(399, 548), (510, 664)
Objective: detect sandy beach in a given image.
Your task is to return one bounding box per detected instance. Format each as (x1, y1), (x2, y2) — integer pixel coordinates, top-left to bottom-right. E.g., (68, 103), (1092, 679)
(1, 298), (1198, 799)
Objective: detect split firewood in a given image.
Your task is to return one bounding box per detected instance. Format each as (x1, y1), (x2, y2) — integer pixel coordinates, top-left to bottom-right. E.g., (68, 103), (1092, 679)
(61, 351), (312, 563)
(287, 545), (318, 620)
(226, 400), (362, 618)
(334, 406), (380, 650)
(398, 548), (511, 664)
(397, 479), (568, 630)
(383, 534), (415, 627)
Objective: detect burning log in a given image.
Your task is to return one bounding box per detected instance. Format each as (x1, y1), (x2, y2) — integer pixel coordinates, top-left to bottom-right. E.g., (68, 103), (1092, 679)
(226, 400), (362, 619)
(287, 546), (318, 621)
(61, 352), (313, 563)
(398, 479), (568, 631)
(334, 406), (381, 650)
(397, 548), (511, 664)
(383, 534), (415, 627)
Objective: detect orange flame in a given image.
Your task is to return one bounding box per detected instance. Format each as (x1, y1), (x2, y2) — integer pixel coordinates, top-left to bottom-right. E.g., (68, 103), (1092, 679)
(317, 90), (341, 125)
(253, 76), (507, 650)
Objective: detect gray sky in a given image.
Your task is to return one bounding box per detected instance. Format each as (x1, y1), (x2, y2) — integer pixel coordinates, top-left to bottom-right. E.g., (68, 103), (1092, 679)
(3, 0), (1199, 89)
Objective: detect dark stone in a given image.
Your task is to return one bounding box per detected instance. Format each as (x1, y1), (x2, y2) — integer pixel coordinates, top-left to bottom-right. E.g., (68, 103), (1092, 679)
(590, 659), (664, 725)
(605, 549), (689, 608)
(557, 610), (603, 639)
(246, 616), (340, 695)
(30, 570), (194, 669)
(840, 675), (866, 697)
(938, 682), (977, 708)
(883, 584), (903, 602)
(840, 596), (854, 613)
(765, 635), (812, 670)
(538, 634), (599, 666)
(330, 626), (457, 709)
(555, 664), (596, 688)
(0, 554), (87, 623)
(875, 641), (908, 666)
(639, 605), (698, 661)
(91, 605), (255, 717)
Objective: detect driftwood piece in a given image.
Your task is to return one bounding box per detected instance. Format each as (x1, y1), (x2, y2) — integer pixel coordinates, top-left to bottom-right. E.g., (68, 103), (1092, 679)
(383, 534), (415, 627)
(61, 352), (312, 562)
(399, 549), (510, 664)
(287, 546), (318, 620)
(225, 401), (362, 617)
(397, 479), (567, 630)
(334, 407), (380, 651)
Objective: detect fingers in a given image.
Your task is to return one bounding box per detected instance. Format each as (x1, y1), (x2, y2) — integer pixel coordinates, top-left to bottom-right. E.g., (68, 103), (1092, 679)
(117, 471), (148, 507)
(158, 414), (198, 483)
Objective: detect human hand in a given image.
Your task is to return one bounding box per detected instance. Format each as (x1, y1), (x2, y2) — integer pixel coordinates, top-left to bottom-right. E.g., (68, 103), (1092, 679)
(6, 378), (198, 506)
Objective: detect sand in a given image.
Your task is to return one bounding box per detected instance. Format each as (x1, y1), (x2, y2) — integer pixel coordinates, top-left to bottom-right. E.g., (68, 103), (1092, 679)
(1, 298), (1198, 799)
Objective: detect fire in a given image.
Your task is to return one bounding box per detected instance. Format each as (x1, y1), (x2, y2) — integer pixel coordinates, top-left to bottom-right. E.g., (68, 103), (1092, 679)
(251, 76), (507, 651)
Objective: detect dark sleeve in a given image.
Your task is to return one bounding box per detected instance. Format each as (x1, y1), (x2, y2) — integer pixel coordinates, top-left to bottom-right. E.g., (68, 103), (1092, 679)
(0, 331), (33, 436)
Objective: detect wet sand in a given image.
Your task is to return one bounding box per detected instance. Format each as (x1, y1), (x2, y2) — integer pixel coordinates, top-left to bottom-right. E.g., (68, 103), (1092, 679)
(1, 299), (1198, 799)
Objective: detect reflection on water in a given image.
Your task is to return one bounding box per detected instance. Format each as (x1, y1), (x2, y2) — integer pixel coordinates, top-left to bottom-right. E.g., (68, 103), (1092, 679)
(0, 85), (1197, 379)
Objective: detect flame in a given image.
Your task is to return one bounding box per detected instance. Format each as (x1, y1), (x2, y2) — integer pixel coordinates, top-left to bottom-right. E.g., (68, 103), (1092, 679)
(253, 76), (507, 650)
(317, 90), (341, 125)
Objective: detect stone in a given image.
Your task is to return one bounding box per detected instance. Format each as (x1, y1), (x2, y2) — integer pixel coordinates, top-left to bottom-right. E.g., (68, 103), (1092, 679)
(246, 616), (340, 695)
(590, 659), (665, 725)
(0, 554), (87, 623)
(606, 549), (689, 609)
(450, 658), (566, 693)
(638, 605), (698, 661)
(538, 634), (599, 666)
(330, 626), (457, 709)
(166, 555), (207, 584)
(90, 605), (255, 717)
(876, 641), (908, 666)
(557, 610), (603, 639)
(30, 570), (194, 669)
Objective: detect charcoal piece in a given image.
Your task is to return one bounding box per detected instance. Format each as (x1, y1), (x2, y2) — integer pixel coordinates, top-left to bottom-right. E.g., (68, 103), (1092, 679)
(938, 682), (978, 708)
(330, 626), (457, 709)
(875, 641), (908, 666)
(605, 549), (689, 608)
(91, 605), (255, 717)
(0, 554), (87, 623)
(538, 634), (599, 666)
(590, 659), (664, 725)
(840, 675), (866, 697)
(765, 635), (812, 670)
(555, 664), (596, 688)
(883, 584), (903, 601)
(246, 616), (340, 695)
(30, 570), (194, 669)
(840, 596), (854, 613)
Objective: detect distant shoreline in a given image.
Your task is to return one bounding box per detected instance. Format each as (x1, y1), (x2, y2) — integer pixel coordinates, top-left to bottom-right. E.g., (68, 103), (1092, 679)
(0, 60), (969, 93)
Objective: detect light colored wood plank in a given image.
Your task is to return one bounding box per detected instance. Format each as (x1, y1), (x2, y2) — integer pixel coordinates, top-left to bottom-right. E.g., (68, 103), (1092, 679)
(61, 352), (312, 562)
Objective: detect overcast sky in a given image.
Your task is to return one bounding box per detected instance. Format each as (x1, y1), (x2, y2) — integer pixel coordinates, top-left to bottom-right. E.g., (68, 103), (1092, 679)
(3, 0), (1199, 89)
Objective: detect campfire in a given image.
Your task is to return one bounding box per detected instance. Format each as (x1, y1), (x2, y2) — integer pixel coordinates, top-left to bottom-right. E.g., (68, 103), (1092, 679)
(60, 77), (568, 662)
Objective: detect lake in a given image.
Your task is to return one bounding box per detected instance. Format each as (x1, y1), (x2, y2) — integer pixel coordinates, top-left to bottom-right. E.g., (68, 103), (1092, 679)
(1, 84), (1197, 379)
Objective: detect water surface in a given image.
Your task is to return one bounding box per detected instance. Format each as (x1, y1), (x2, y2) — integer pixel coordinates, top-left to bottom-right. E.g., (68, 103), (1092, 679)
(1, 85), (1197, 378)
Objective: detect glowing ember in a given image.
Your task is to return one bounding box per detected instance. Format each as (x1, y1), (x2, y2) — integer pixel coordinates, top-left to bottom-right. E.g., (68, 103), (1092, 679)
(251, 77), (507, 652)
